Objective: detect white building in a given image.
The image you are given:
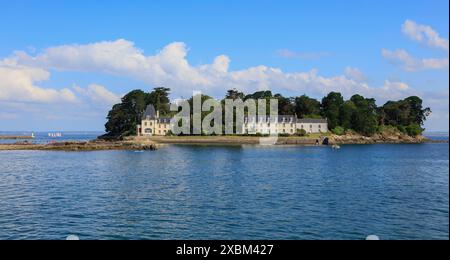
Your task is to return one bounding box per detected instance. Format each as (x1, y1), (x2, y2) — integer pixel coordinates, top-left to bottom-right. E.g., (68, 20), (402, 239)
(137, 105), (173, 136)
(242, 116), (328, 135)
(137, 104), (328, 136)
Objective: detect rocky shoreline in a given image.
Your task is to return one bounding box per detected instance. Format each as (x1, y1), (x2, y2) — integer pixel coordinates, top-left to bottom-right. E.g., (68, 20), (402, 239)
(0, 132), (446, 151)
(328, 132), (431, 145)
(0, 140), (159, 151)
(0, 135), (34, 140)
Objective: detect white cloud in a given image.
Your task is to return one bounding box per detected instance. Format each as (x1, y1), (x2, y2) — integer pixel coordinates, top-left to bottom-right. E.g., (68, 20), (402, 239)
(345, 67), (366, 82)
(15, 40), (210, 88)
(0, 62), (77, 103)
(276, 49), (332, 60)
(1, 39), (447, 130)
(402, 20), (449, 52)
(382, 49), (449, 71)
(383, 20), (449, 72)
(8, 40), (419, 101)
(74, 84), (121, 105)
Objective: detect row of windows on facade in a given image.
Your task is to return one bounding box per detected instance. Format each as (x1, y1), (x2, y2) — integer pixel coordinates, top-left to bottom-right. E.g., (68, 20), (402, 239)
(244, 119), (295, 123)
(244, 129), (324, 134)
(143, 122), (170, 128)
(244, 123), (322, 129)
(144, 129), (169, 134)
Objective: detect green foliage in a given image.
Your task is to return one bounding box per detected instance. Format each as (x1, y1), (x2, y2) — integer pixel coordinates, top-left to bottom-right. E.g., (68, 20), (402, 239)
(331, 126), (345, 135)
(102, 88), (431, 139)
(405, 124), (424, 136)
(102, 88), (171, 138)
(225, 89), (245, 100)
(348, 95), (379, 136)
(104, 90), (149, 138)
(303, 114), (322, 119)
(397, 125), (407, 134)
(275, 94), (296, 115)
(147, 87), (171, 116)
(379, 96), (431, 127)
(296, 129), (307, 136)
(339, 100), (357, 130)
(321, 92), (344, 129)
(279, 133), (290, 137)
(295, 95), (321, 118)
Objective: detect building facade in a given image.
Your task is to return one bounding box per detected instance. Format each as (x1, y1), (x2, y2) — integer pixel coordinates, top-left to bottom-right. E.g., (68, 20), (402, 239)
(242, 116), (328, 135)
(137, 105), (328, 136)
(137, 105), (173, 136)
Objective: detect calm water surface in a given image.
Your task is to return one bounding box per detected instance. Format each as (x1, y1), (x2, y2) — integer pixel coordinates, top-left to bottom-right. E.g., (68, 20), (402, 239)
(0, 142), (448, 240)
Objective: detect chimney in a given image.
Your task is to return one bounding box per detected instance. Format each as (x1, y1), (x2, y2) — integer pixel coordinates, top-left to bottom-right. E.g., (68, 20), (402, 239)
(156, 110), (160, 118)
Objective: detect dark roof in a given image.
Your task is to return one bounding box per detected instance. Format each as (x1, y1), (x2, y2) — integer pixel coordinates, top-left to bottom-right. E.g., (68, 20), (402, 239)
(157, 118), (171, 123)
(298, 118), (328, 124)
(277, 116), (297, 123)
(143, 105), (156, 119)
(243, 116), (327, 124)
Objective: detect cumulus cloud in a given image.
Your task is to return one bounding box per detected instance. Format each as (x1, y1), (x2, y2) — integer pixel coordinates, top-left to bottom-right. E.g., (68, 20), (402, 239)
(74, 84), (121, 105)
(345, 67), (366, 82)
(0, 62), (77, 103)
(8, 39), (418, 101)
(383, 20), (449, 71)
(382, 49), (449, 71)
(402, 20), (449, 52)
(1, 39), (447, 130)
(15, 40), (211, 88)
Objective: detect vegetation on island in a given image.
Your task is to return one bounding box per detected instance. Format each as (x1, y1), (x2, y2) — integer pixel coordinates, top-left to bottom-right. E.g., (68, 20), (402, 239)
(101, 88), (431, 139)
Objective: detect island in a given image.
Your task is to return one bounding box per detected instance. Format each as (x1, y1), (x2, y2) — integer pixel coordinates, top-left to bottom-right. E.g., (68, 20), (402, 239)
(1, 88), (444, 151)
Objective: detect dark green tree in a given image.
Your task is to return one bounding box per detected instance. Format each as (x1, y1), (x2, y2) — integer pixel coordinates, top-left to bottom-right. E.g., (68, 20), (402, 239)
(147, 87), (171, 116)
(349, 95), (379, 136)
(275, 94), (295, 115)
(321, 92), (344, 129)
(404, 96), (431, 126)
(225, 89), (245, 100)
(340, 100), (357, 130)
(295, 95), (321, 118)
(103, 90), (149, 138)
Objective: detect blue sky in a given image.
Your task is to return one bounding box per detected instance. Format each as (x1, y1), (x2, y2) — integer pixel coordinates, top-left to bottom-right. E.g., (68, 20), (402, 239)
(0, 0), (448, 131)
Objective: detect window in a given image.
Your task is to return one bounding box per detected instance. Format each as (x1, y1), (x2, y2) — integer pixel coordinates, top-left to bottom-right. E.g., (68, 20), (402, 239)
(290, 129), (293, 133)
(150, 122), (153, 126)
(283, 123), (286, 127)
(319, 125), (321, 128)
(290, 123), (293, 127)
(145, 129), (152, 134)
(310, 125), (313, 128)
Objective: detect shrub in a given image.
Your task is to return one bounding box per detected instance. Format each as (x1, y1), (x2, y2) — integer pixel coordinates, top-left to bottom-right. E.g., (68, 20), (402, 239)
(396, 125), (407, 134)
(296, 129), (307, 137)
(332, 126), (345, 135)
(279, 133), (290, 137)
(405, 124), (423, 136)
